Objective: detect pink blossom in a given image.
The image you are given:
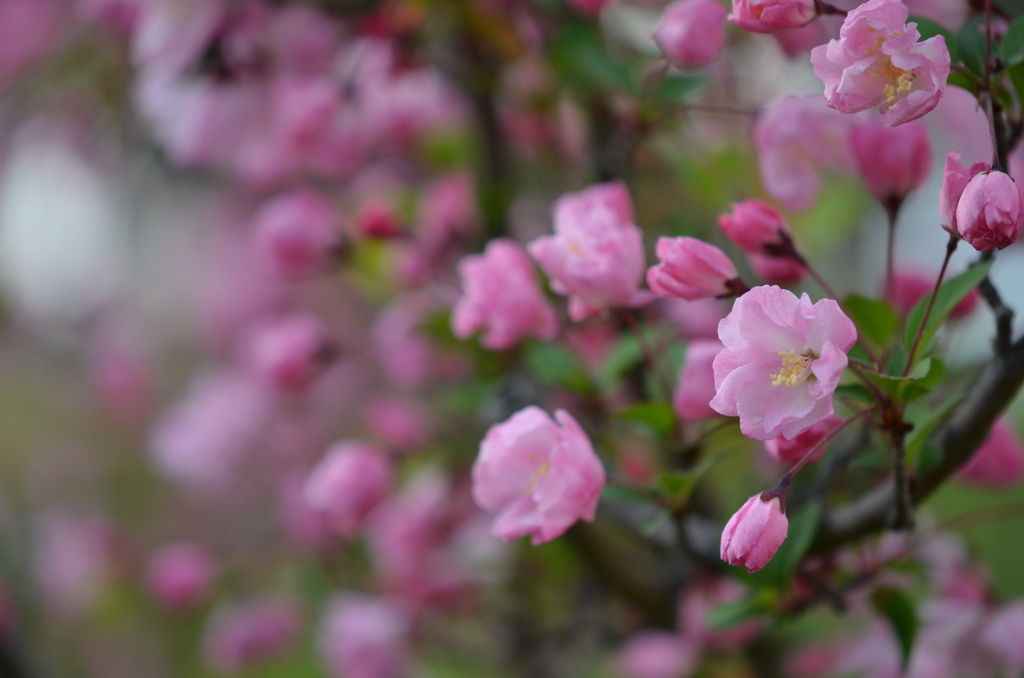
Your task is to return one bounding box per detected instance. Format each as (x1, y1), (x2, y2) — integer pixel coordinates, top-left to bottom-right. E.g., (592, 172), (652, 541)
(774, 20), (832, 57)
(529, 182), (653, 321)
(353, 199), (403, 240)
(304, 441), (392, 537)
(319, 594), (409, 678)
(145, 543), (216, 612)
(710, 286), (857, 440)
(278, 475), (333, 552)
(764, 415), (844, 465)
(250, 189), (341, 279)
(982, 600), (1024, 677)
(810, 0), (951, 126)
(653, 0), (729, 67)
(720, 494), (788, 573)
(241, 313), (336, 392)
(718, 200), (790, 253)
(86, 323), (152, 423)
(131, 0), (223, 78)
(851, 121), (932, 204)
(661, 298), (729, 340)
(903, 0), (967, 31)
(472, 406), (605, 545)
(0, 0), (70, 87)
(615, 631), (698, 678)
(674, 340), (723, 422)
(372, 295), (439, 390)
(361, 396), (430, 450)
(956, 171), (1024, 251)
(956, 418), (1024, 489)
(417, 172), (480, 252)
(748, 253), (806, 284)
(264, 4), (340, 76)
(76, 0), (141, 34)
(728, 0), (815, 34)
(33, 513), (117, 617)
(939, 152), (988, 235)
(203, 597), (301, 673)
(647, 237), (739, 301)
(452, 239), (559, 350)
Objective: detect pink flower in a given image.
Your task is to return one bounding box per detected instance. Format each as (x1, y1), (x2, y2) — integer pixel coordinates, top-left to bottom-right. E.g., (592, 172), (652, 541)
(132, 0), (222, 77)
(304, 441), (392, 537)
(145, 543), (216, 613)
(529, 182), (653, 321)
(811, 0), (951, 126)
(851, 121), (931, 204)
(567, 0), (613, 16)
(353, 199), (402, 240)
(417, 171), (480, 252)
(86, 323), (152, 423)
(654, 0), (729, 67)
(720, 494), (789, 573)
(251, 189), (341, 279)
(319, 594), (409, 678)
(242, 313), (337, 392)
(674, 340), (723, 422)
(956, 171), (1024, 251)
(203, 597), (301, 674)
(361, 396), (430, 450)
(472, 407), (605, 545)
(748, 253), (806, 284)
(718, 200), (790, 253)
(278, 475), (333, 552)
(938, 151), (988, 235)
(710, 286), (857, 440)
(728, 0), (815, 34)
(956, 418), (1024, 489)
(615, 631), (698, 678)
(33, 513), (117, 617)
(0, 0), (70, 86)
(452, 239), (559, 350)
(764, 415), (844, 465)
(982, 600), (1024, 677)
(662, 298), (729, 340)
(647, 237), (740, 300)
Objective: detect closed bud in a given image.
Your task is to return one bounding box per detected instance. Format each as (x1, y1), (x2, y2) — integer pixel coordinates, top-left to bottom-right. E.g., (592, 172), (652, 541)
(718, 200), (790, 253)
(850, 121), (931, 206)
(956, 170), (1024, 251)
(653, 0), (728, 68)
(720, 494), (788, 573)
(647, 237), (740, 301)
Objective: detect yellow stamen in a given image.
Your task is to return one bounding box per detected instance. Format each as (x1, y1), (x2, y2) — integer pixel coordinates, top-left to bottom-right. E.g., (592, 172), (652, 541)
(524, 460), (552, 496)
(770, 349), (817, 387)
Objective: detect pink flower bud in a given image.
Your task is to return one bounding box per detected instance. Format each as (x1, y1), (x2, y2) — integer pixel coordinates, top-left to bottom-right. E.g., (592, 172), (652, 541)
(748, 253), (805, 284)
(764, 415), (844, 465)
(673, 340), (723, 422)
(319, 594), (409, 678)
(728, 0), (816, 34)
(850, 121), (931, 204)
(718, 200), (790, 253)
(251, 189), (341, 279)
(720, 494), (789, 573)
(647, 237), (739, 301)
(353, 199), (402, 240)
(472, 407), (605, 545)
(452, 239), (559, 350)
(955, 171), (1024, 251)
(145, 543), (216, 613)
(956, 418), (1024, 489)
(653, 0), (728, 68)
(615, 631), (698, 678)
(938, 152), (987, 235)
(242, 313), (337, 392)
(304, 441), (392, 537)
(203, 598), (301, 674)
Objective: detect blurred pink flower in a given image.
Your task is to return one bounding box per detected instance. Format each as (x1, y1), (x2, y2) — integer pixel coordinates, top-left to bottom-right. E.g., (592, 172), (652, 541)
(145, 542), (216, 613)
(203, 597), (301, 673)
(677, 577), (762, 648)
(748, 253), (806, 284)
(372, 295), (438, 391)
(710, 286), (856, 440)
(956, 171), (1024, 251)
(361, 396), (430, 450)
(472, 406), (605, 545)
(131, 0), (222, 77)
(811, 0), (951, 126)
(764, 415), (844, 465)
(353, 199), (403, 240)
(850, 121), (932, 204)
(728, 0), (815, 34)
(417, 171), (480, 253)
(647, 237), (739, 300)
(661, 298), (729, 340)
(939, 151), (988, 236)
(452, 239), (559, 350)
(718, 200), (790, 253)
(529, 182), (653, 320)
(0, 0), (70, 86)
(76, 0), (140, 33)
(319, 594), (409, 678)
(903, 0), (967, 31)
(673, 339), (723, 422)
(720, 494), (788, 573)
(304, 441), (392, 537)
(653, 0), (729, 67)
(250, 189), (341, 279)
(957, 418), (1024, 489)
(279, 475), (334, 552)
(614, 631), (698, 678)
(982, 600), (1024, 677)
(242, 312), (337, 392)
(33, 513), (117, 617)
(86, 322), (152, 424)
(888, 268), (978, 318)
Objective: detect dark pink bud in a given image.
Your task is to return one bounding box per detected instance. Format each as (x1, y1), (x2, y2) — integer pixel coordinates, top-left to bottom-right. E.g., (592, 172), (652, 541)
(242, 313), (336, 392)
(957, 418), (1024, 489)
(720, 494), (788, 573)
(647, 237), (740, 300)
(718, 200), (790, 253)
(850, 121), (931, 204)
(353, 199), (403, 240)
(956, 171), (1024, 251)
(764, 415), (844, 465)
(145, 542), (216, 613)
(251, 189), (341, 279)
(938, 152), (986, 235)
(729, 0), (815, 34)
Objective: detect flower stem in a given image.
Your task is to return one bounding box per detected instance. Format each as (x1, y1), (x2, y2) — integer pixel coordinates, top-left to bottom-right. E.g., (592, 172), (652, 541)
(903, 233), (958, 376)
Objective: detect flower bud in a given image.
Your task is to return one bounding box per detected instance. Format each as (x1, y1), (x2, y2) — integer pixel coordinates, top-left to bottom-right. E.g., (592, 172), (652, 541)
(718, 200), (789, 253)
(957, 418), (1024, 489)
(720, 494), (788, 573)
(242, 313), (336, 392)
(850, 121), (931, 206)
(764, 415), (844, 465)
(145, 543), (216, 613)
(653, 0), (728, 68)
(938, 152), (986, 235)
(956, 171), (1024, 251)
(647, 237), (740, 300)
(251, 189), (341, 279)
(728, 0), (816, 34)
(748, 253), (804, 284)
(353, 199), (403, 240)
(304, 441), (393, 537)
(673, 340), (722, 422)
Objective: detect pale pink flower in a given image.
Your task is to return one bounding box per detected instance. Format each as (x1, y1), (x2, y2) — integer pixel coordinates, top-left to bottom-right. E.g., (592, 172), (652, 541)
(718, 200), (790, 253)
(131, 0), (223, 77)
(33, 513), (117, 617)
(241, 313), (336, 392)
(982, 600), (1024, 677)
(304, 441), (392, 537)
(145, 543), (216, 613)
(372, 295), (438, 390)
(647, 237), (740, 300)
(710, 286), (857, 440)
(250, 189), (341, 279)
(811, 0), (951, 126)
(673, 340), (723, 422)
(0, 0), (70, 86)
(278, 475), (333, 552)
(452, 239), (559, 350)
(654, 0), (729, 67)
(748, 253), (806, 284)
(720, 494), (788, 573)
(319, 594), (409, 678)
(615, 631), (698, 678)
(529, 182), (653, 321)
(939, 152), (988, 235)
(203, 597), (301, 674)
(956, 418), (1024, 489)
(86, 323), (152, 423)
(764, 415), (844, 464)
(774, 20), (832, 57)
(728, 0), (815, 33)
(956, 171), (1024, 251)
(472, 406), (605, 545)
(851, 121), (931, 204)
(361, 396), (430, 450)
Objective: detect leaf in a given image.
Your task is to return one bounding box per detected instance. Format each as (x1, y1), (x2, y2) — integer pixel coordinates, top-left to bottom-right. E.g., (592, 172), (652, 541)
(1002, 14), (1024, 66)
(743, 502), (822, 589)
(898, 357), (946, 403)
(843, 295), (901, 349)
(613, 402), (677, 439)
(524, 341), (590, 392)
(947, 71), (978, 93)
(1008, 61), (1024, 101)
(656, 74), (707, 101)
(861, 358), (934, 400)
(548, 23), (636, 93)
(905, 392), (962, 470)
(705, 597), (763, 630)
(834, 383), (876, 404)
(911, 16), (959, 63)
(657, 449), (728, 506)
(597, 335), (644, 392)
(601, 485), (654, 505)
(872, 587), (918, 670)
(955, 27), (987, 77)
(902, 261), (994, 357)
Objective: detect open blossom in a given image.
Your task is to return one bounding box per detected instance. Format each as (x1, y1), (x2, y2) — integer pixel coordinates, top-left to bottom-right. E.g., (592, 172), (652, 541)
(811, 0), (951, 126)
(251, 189), (342, 279)
(956, 418), (1024, 489)
(615, 631), (698, 678)
(956, 171), (1024, 251)
(647, 237), (739, 301)
(653, 0), (728, 68)
(242, 313), (337, 392)
(851, 121), (931, 204)
(674, 340), (723, 422)
(939, 151), (988, 235)
(452, 239), (559, 350)
(728, 0), (815, 34)
(718, 200), (789, 253)
(304, 442), (392, 537)
(529, 182), (653, 321)
(319, 594), (409, 678)
(710, 286), (857, 440)
(145, 543), (216, 612)
(720, 494), (788, 573)
(764, 415), (844, 465)
(472, 407), (605, 545)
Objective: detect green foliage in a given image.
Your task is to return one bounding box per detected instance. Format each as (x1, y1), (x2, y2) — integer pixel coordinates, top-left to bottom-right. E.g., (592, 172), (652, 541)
(654, 74), (707, 102)
(705, 593), (770, 630)
(1001, 14), (1024, 66)
(871, 587), (918, 670)
(844, 295), (900, 350)
(902, 261), (994, 359)
(525, 341), (591, 393)
(614, 401), (677, 439)
(597, 334), (645, 392)
(955, 26), (987, 77)
(742, 502), (822, 589)
(905, 391), (962, 471)
(548, 23), (635, 94)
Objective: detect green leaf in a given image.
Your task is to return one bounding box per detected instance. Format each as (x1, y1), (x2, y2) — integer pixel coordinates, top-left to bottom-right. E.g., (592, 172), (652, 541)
(898, 357), (946, 403)
(911, 16), (959, 63)
(843, 295), (901, 349)
(705, 597), (764, 630)
(613, 402), (677, 439)
(548, 23), (636, 93)
(656, 74), (707, 101)
(601, 485), (654, 505)
(597, 335), (644, 392)
(905, 392), (962, 470)
(955, 27), (987, 76)
(524, 341), (590, 392)
(743, 502), (822, 589)
(902, 261), (994, 357)
(871, 587), (918, 670)
(657, 449), (729, 506)
(1008, 61), (1024, 101)
(835, 383), (876, 404)
(1002, 14), (1024, 66)
(947, 71), (978, 93)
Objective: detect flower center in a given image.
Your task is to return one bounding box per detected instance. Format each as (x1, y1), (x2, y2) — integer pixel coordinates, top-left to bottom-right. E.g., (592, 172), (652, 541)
(770, 349), (817, 387)
(524, 459), (551, 495)
(867, 31), (916, 108)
